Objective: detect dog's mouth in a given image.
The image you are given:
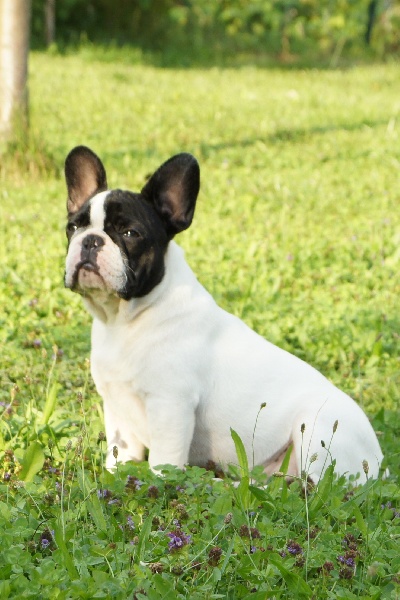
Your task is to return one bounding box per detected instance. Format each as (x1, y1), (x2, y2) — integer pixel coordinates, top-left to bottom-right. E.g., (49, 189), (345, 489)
(70, 260), (104, 291)
(79, 261), (98, 272)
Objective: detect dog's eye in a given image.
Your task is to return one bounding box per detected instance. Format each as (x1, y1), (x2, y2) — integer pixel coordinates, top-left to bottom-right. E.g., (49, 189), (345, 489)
(123, 229), (141, 238)
(67, 222), (78, 233)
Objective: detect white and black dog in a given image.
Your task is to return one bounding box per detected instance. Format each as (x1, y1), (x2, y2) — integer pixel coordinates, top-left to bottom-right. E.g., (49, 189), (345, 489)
(64, 146), (384, 482)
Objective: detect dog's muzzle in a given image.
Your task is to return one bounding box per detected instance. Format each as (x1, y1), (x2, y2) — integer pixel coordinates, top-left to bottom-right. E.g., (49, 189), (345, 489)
(81, 233), (105, 263)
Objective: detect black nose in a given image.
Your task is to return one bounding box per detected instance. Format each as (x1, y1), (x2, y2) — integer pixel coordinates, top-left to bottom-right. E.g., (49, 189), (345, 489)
(82, 234), (105, 251)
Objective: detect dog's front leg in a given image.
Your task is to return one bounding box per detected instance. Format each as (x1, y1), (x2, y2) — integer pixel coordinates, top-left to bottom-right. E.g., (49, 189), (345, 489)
(146, 397), (196, 472)
(102, 392), (146, 470)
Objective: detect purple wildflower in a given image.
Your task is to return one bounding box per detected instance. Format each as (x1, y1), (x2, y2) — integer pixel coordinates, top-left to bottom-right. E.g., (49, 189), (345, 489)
(167, 529), (191, 552)
(338, 555), (355, 567)
(125, 475), (143, 492)
(287, 540), (303, 555)
(97, 488), (113, 500)
(40, 529), (54, 551)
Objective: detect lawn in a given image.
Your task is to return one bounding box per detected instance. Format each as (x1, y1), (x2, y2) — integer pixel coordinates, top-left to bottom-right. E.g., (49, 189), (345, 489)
(0, 49), (399, 598)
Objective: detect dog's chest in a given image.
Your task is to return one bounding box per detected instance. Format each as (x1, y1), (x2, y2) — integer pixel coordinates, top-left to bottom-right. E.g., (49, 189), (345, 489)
(90, 319), (145, 385)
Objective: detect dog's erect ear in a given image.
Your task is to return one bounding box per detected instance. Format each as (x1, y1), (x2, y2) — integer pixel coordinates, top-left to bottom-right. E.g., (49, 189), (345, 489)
(141, 153), (200, 237)
(65, 146), (108, 214)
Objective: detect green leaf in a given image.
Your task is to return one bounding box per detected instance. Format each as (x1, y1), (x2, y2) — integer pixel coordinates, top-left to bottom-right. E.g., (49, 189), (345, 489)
(352, 503), (368, 537)
(19, 441), (45, 482)
(230, 428), (249, 478)
(136, 511), (155, 563)
(0, 581), (11, 598)
(309, 463), (335, 518)
(77, 468), (107, 532)
(53, 522), (79, 580)
(248, 484), (274, 507)
(269, 554), (312, 597)
(243, 592), (282, 599)
(212, 493), (232, 516)
(42, 381), (59, 424)
(235, 476), (251, 511)
(220, 536), (235, 575)
(279, 444), (293, 474)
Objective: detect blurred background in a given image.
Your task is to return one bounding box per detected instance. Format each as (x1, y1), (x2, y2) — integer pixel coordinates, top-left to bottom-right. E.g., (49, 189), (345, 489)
(30, 0), (400, 67)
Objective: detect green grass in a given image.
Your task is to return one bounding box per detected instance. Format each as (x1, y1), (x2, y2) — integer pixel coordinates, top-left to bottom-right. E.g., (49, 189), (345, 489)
(0, 48), (399, 598)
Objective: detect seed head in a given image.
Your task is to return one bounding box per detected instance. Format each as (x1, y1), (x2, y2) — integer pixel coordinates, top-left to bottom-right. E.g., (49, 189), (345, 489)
(147, 485), (159, 499)
(224, 512), (233, 524)
(273, 471), (285, 478)
(208, 546), (223, 566)
(113, 445), (118, 460)
(149, 562), (164, 574)
(333, 420), (338, 433)
(301, 423), (305, 434)
(172, 565), (183, 575)
(362, 460), (369, 475)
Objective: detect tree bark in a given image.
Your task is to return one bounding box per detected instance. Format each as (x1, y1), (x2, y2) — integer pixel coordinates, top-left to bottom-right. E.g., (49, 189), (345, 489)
(0, 0), (31, 144)
(45, 0), (56, 47)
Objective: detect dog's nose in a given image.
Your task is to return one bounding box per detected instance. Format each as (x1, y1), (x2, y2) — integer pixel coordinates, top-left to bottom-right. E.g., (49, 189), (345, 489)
(82, 234), (105, 252)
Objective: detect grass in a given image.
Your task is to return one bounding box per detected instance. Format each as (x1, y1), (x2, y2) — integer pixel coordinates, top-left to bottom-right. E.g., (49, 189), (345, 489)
(0, 47), (399, 597)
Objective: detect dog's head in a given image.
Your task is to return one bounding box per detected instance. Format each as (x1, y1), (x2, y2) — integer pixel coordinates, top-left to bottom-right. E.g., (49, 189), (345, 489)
(64, 146), (200, 301)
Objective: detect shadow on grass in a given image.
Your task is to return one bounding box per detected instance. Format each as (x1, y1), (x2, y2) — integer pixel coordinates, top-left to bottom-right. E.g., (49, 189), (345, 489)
(197, 118), (388, 159)
(45, 38), (388, 72)
(93, 115), (388, 172)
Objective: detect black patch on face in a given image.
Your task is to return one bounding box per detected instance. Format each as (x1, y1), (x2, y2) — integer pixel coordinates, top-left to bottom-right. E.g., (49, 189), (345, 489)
(66, 202), (91, 241)
(103, 190), (169, 299)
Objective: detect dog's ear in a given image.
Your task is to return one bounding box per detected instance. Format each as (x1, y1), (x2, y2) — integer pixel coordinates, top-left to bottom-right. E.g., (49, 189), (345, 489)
(141, 153), (200, 238)
(65, 146), (108, 214)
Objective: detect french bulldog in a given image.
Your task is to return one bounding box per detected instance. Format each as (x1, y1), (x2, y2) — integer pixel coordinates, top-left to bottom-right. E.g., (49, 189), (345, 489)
(64, 146), (385, 482)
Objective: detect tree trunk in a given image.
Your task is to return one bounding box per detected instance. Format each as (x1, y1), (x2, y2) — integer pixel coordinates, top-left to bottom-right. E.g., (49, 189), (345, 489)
(45, 0), (55, 47)
(365, 0), (378, 45)
(0, 0), (31, 145)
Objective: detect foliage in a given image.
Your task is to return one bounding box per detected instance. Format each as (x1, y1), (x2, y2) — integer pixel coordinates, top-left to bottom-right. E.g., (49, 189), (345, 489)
(0, 49), (399, 596)
(30, 0), (400, 63)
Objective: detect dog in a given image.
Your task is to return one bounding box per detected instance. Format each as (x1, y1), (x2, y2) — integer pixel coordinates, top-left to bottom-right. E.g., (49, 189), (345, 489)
(64, 146), (384, 482)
